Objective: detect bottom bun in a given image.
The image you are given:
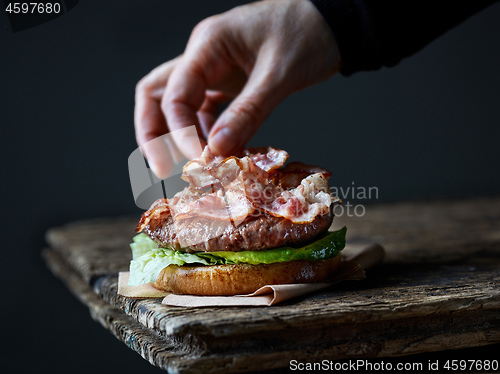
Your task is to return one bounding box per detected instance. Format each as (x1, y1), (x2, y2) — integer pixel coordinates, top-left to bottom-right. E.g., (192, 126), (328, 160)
(154, 256), (341, 296)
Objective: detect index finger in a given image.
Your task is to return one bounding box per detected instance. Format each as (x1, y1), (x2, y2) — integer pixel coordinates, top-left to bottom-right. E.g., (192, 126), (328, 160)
(161, 49), (215, 159)
(162, 16), (236, 159)
(134, 57), (181, 147)
(161, 55), (210, 160)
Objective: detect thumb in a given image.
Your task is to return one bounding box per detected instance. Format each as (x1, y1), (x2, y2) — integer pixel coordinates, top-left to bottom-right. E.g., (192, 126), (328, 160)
(208, 62), (287, 156)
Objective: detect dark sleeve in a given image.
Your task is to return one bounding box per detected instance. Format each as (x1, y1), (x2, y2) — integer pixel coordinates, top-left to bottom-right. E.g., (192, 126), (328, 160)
(309, 0), (499, 75)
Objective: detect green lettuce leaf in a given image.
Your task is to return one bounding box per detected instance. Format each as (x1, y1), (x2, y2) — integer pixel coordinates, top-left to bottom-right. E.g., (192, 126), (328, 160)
(128, 227), (346, 286)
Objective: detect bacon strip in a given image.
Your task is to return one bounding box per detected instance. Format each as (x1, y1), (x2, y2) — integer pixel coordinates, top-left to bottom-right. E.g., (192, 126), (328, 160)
(243, 147), (289, 172)
(137, 146), (338, 234)
(136, 198), (170, 232)
(277, 161), (332, 189)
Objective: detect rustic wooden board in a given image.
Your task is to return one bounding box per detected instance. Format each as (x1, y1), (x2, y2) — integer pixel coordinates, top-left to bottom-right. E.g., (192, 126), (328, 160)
(43, 197), (500, 373)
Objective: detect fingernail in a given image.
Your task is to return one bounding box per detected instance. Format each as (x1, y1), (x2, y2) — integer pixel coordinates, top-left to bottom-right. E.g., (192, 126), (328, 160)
(148, 157), (170, 180)
(149, 161), (163, 180)
(209, 127), (240, 156)
(142, 137), (173, 179)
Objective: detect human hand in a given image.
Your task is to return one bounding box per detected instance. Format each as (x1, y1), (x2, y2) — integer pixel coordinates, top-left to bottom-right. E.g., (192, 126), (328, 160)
(135, 0), (341, 179)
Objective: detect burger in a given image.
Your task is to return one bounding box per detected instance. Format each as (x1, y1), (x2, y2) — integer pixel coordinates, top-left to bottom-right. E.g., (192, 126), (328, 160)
(128, 146), (345, 296)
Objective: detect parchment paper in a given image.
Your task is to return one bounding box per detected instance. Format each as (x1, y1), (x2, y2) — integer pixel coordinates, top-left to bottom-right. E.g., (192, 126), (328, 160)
(117, 243), (384, 307)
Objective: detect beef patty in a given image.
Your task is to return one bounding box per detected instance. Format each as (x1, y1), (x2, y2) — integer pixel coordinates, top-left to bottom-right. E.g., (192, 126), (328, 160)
(141, 208), (334, 253)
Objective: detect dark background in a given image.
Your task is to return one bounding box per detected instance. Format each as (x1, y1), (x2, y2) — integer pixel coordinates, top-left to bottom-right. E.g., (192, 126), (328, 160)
(1, 1), (499, 373)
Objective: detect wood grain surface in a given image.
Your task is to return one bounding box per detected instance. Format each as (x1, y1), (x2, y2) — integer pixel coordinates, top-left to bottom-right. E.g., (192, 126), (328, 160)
(43, 197), (500, 373)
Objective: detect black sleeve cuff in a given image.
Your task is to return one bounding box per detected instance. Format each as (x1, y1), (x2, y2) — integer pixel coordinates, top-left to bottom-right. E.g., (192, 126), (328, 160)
(309, 0), (498, 76)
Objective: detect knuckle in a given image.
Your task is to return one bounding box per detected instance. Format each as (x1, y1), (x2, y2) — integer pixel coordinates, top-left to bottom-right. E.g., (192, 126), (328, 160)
(230, 99), (264, 127)
(135, 77), (152, 98)
(192, 15), (221, 39)
(160, 94), (171, 115)
(160, 95), (184, 120)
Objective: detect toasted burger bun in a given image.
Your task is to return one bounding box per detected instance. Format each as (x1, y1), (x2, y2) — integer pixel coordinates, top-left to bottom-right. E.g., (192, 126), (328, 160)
(154, 256), (341, 296)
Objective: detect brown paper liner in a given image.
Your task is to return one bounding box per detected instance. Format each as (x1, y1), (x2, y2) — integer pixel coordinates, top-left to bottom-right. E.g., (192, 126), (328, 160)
(118, 272), (168, 298)
(117, 243), (384, 307)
